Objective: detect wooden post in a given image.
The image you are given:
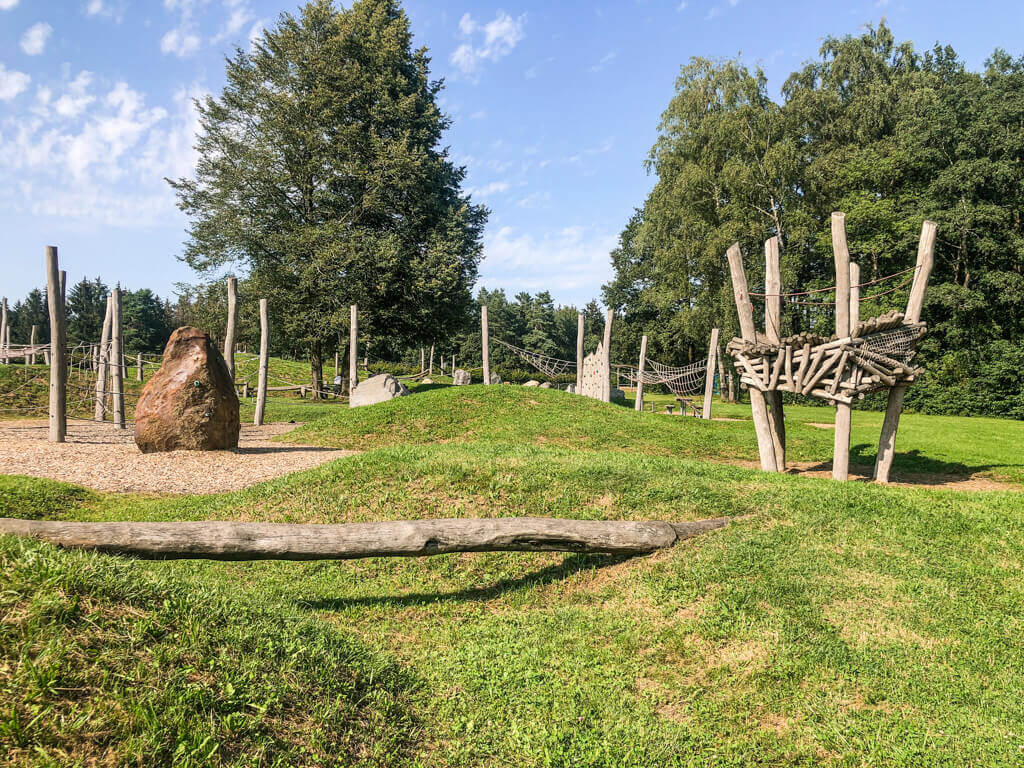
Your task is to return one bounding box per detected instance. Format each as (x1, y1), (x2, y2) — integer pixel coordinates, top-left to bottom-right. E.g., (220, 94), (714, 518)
(634, 334), (648, 412)
(716, 343), (727, 402)
(224, 276), (237, 380)
(420, 346), (425, 373)
(429, 343), (434, 375)
(602, 309), (613, 403)
(0, 297), (7, 366)
(702, 328), (720, 420)
(875, 221), (937, 483)
(45, 247), (66, 442)
(831, 214), (852, 481)
(29, 325), (37, 365)
(334, 350), (339, 381)
(576, 313), (584, 392)
(481, 306), (491, 385)
(725, 243), (777, 472)
(763, 237), (786, 467)
(110, 287), (125, 429)
(136, 352), (143, 382)
(349, 304), (358, 391)
(94, 296), (112, 421)
(255, 298), (269, 426)
(451, 354), (455, 372)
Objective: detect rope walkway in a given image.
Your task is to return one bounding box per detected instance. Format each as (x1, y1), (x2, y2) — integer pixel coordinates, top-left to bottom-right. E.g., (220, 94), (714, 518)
(492, 338), (575, 377)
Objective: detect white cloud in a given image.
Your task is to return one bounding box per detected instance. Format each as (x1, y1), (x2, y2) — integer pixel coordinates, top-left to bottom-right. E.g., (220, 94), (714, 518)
(515, 190), (550, 208)
(677, 1), (687, 10)
(52, 71), (95, 118)
(0, 63), (30, 101)
(589, 50), (616, 73)
(0, 74), (203, 228)
(161, 27), (201, 57)
(0, 0), (19, 9)
(470, 109), (487, 120)
(21, 23), (53, 56)
(451, 11), (526, 78)
(480, 225), (617, 299)
(85, 0), (106, 15)
(467, 180), (509, 198)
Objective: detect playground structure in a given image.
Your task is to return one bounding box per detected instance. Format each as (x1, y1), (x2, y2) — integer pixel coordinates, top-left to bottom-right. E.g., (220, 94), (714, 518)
(725, 214), (936, 483)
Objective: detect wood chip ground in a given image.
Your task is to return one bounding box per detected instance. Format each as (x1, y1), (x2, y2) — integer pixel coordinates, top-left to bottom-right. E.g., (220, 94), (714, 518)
(0, 420), (354, 494)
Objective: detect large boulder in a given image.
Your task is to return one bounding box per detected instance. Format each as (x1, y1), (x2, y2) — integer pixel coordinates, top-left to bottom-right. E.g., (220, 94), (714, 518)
(351, 373), (409, 407)
(539, 381), (553, 389)
(134, 326), (239, 453)
(453, 368), (472, 386)
(488, 373), (502, 385)
(523, 380), (540, 387)
(564, 384), (577, 394)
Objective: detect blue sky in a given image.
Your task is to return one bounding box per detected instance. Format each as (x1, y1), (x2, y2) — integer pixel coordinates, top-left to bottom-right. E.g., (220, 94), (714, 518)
(0, 0), (1021, 308)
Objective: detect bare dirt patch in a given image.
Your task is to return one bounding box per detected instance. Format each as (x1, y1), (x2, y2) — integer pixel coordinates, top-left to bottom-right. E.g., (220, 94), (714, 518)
(0, 419), (354, 494)
(726, 458), (1015, 492)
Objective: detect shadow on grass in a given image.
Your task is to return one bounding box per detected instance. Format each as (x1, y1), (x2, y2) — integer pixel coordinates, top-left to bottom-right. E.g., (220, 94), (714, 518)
(849, 444), (1019, 480)
(300, 551), (634, 611)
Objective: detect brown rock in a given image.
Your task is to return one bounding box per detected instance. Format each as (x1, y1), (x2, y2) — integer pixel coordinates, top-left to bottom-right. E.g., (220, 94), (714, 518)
(134, 327), (240, 453)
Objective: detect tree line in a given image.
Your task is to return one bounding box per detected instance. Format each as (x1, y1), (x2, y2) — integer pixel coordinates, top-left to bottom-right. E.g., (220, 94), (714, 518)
(602, 23), (1024, 419)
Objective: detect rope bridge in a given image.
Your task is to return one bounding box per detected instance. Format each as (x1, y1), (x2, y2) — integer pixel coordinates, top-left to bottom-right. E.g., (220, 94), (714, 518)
(616, 357), (708, 397)
(492, 338), (575, 377)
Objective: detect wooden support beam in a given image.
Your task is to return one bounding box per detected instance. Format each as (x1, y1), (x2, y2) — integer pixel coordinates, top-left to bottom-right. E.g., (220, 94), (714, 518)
(110, 287), (125, 429)
(349, 304), (358, 390)
(29, 325), (37, 365)
(875, 220), (937, 483)
(831, 213), (852, 481)
(46, 247), (67, 442)
(0, 297), (6, 366)
(255, 298), (269, 426)
(576, 312), (585, 392)
(0, 516), (730, 560)
(635, 334), (649, 412)
(725, 243), (778, 472)
(482, 305), (491, 385)
(136, 352), (143, 382)
(224, 276), (237, 380)
(701, 328), (719, 419)
(94, 296), (112, 422)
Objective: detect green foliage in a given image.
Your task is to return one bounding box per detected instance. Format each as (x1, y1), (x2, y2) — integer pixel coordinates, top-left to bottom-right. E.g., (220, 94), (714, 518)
(122, 288), (174, 354)
(609, 22), (1024, 417)
(66, 277), (108, 345)
(170, 0), (486, 394)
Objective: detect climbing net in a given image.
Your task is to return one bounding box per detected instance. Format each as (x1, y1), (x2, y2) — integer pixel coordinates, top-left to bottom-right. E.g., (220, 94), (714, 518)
(861, 323), (923, 365)
(492, 339), (575, 377)
(617, 357), (707, 397)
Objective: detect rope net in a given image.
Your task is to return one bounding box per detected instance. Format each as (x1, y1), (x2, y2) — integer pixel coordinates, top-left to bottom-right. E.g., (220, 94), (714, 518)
(492, 338), (575, 377)
(617, 357), (707, 397)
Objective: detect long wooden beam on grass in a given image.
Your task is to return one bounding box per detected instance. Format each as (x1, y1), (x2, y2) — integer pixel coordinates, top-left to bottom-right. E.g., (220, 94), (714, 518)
(0, 516), (730, 560)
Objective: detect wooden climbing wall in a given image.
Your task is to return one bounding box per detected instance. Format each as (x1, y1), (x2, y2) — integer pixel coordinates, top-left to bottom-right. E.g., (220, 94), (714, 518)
(580, 342), (610, 402)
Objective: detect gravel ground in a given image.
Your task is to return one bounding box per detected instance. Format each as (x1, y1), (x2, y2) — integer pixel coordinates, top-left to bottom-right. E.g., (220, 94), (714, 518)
(0, 419), (354, 494)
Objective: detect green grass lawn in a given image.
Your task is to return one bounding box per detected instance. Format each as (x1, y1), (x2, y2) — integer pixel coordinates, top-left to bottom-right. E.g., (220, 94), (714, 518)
(1, 384), (1023, 766)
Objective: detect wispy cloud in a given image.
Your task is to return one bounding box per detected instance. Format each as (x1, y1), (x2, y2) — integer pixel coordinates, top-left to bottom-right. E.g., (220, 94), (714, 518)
(21, 23), (54, 56)
(467, 180), (510, 198)
(589, 50), (616, 73)
(450, 11), (526, 79)
(0, 0), (19, 10)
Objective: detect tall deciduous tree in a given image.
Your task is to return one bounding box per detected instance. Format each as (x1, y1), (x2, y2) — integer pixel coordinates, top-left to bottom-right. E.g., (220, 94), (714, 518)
(170, 0), (486, 396)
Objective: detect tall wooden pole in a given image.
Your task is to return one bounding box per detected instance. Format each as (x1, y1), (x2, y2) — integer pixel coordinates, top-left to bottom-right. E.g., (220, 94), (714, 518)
(576, 313), (584, 392)
(334, 350), (339, 380)
(481, 305), (491, 385)
(224, 276), (237, 380)
(602, 309), (613, 403)
(0, 297), (7, 365)
(716, 343), (727, 402)
(349, 304), (358, 391)
(420, 346), (425, 373)
(429, 343), (434, 375)
(831, 214), (852, 481)
(46, 247), (66, 442)
(110, 287), (125, 429)
(94, 296), (112, 421)
(702, 328), (720, 420)
(634, 334), (648, 411)
(874, 221), (937, 483)
(255, 298), (269, 426)
(29, 325), (37, 365)
(725, 243), (778, 472)
(136, 352), (143, 382)
(763, 237), (785, 467)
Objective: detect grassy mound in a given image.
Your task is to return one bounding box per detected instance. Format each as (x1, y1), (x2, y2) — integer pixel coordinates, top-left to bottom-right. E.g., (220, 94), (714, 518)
(2, 384), (1024, 765)
(0, 536), (413, 767)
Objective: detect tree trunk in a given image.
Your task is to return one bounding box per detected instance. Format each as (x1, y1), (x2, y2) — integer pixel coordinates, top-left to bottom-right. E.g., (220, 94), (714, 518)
(0, 516), (729, 560)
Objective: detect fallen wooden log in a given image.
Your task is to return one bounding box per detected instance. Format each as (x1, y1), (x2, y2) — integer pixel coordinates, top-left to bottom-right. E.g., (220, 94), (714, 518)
(0, 516), (729, 561)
